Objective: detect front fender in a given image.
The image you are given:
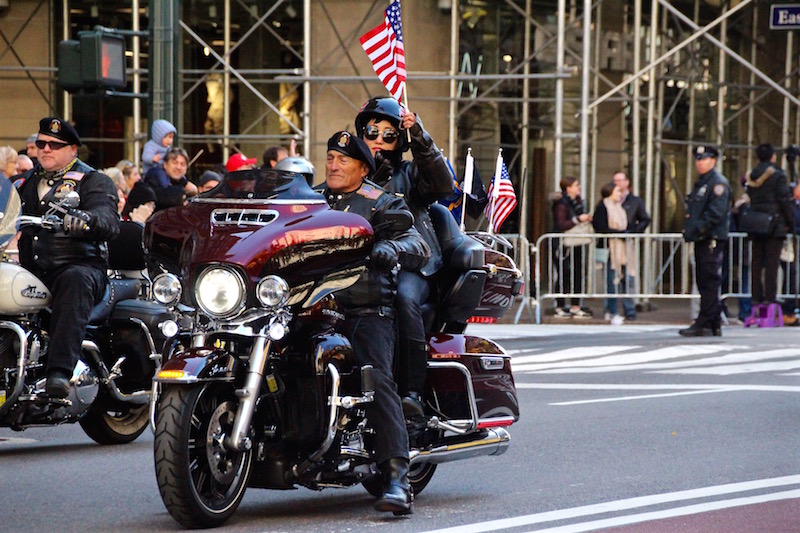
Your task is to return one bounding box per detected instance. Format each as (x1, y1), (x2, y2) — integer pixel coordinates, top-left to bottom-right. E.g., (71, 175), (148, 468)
(154, 347), (239, 383)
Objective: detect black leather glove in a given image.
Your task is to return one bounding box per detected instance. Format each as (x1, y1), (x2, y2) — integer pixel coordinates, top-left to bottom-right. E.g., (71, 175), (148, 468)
(370, 241), (399, 269)
(373, 152), (394, 184)
(63, 208), (93, 236)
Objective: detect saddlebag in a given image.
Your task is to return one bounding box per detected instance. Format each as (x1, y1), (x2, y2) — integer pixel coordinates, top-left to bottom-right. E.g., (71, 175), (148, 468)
(425, 334), (519, 426)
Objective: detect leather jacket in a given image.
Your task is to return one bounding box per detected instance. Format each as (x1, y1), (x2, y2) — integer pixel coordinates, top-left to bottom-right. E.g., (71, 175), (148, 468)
(746, 161), (795, 238)
(317, 179), (429, 316)
(683, 168), (730, 242)
(17, 159), (120, 273)
(371, 116), (453, 277)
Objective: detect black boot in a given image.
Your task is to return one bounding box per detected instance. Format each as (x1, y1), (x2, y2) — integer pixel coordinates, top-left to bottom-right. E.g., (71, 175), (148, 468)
(401, 391), (424, 419)
(678, 323), (713, 337)
(45, 368), (71, 399)
(374, 458), (413, 515)
(399, 339), (428, 419)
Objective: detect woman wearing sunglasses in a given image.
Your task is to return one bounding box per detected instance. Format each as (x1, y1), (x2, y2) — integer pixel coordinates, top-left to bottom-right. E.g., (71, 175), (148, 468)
(354, 96), (454, 420)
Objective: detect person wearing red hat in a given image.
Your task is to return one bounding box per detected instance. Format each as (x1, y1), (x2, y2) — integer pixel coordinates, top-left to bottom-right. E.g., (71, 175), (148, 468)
(226, 153), (257, 172)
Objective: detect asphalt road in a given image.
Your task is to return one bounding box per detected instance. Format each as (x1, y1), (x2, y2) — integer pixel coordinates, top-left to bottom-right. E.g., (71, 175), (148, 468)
(2, 323), (799, 532)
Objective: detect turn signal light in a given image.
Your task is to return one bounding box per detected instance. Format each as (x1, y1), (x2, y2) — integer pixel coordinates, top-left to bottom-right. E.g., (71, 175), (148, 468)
(157, 370), (186, 380)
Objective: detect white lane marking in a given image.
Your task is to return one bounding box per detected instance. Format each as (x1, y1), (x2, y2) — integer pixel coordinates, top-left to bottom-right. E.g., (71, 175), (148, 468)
(514, 344), (732, 372)
(0, 437), (37, 445)
(521, 348), (800, 375)
(550, 388), (731, 405)
(532, 489), (800, 533)
(419, 475), (800, 533)
(511, 346), (637, 366)
(516, 383), (800, 393)
(465, 324), (676, 339)
(655, 358), (800, 375)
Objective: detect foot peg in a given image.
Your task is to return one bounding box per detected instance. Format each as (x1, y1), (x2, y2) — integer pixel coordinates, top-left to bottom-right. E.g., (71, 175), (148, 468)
(361, 365), (375, 395)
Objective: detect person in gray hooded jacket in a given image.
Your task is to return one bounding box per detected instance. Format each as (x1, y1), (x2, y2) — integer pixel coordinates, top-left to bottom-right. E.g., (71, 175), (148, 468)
(141, 119), (177, 174)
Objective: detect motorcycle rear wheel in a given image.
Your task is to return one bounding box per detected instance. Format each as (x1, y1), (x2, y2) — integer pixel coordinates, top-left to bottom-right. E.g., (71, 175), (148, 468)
(409, 462), (437, 495)
(79, 403), (149, 445)
(154, 383), (253, 529)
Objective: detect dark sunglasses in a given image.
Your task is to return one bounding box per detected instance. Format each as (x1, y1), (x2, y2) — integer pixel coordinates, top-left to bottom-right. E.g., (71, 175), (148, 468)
(363, 125), (400, 143)
(35, 139), (71, 150)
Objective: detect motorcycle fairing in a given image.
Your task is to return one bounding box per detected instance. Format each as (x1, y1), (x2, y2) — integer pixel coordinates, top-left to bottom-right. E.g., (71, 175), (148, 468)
(155, 347), (239, 383)
(427, 334), (519, 425)
(0, 177), (21, 253)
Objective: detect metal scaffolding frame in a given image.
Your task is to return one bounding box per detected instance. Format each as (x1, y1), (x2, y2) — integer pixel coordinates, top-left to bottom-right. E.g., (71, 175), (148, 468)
(1, 0), (793, 239)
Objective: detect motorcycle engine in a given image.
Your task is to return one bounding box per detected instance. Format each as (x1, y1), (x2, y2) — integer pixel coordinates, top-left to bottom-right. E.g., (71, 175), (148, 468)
(0, 330), (16, 376)
(65, 360), (100, 416)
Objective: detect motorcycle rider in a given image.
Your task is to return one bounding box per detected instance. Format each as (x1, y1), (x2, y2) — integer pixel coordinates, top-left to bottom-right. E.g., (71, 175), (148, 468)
(318, 130), (429, 515)
(355, 97), (453, 419)
(15, 117), (119, 398)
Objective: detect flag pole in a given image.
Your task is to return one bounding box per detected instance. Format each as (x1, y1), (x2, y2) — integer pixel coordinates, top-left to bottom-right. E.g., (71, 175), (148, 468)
(460, 147), (473, 231)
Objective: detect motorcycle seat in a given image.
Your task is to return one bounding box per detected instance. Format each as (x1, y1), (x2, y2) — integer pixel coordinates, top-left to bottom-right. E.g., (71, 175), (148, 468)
(88, 279), (142, 325)
(429, 203), (484, 271)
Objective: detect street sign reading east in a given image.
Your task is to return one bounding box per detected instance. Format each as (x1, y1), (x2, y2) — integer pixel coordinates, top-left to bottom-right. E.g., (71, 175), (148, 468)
(770, 4), (800, 29)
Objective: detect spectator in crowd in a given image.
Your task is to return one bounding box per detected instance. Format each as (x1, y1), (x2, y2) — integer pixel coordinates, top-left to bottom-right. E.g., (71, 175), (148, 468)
(680, 145), (730, 337)
(15, 154), (33, 175)
(143, 146), (198, 205)
(121, 182), (157, 224)
(744, 143), (794, 306)
(102, 166), (127, 214)
(593, 182), (629, 325)
(117, 159), (143, 194)
(262, 145), (288, 168)
(552, 176), (593, 318)
(197, 170), (221, 193)
(23, 133), (38, 164)
(611, 171), (650, 319)
(142, 119), (177, 174)
(0, 145), (18, 180)
(227, 153), (258, 173)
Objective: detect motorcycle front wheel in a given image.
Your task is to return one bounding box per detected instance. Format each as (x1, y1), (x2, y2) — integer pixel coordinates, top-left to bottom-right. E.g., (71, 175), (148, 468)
(154, 383), (253, 529)
(79, 403), (149, 445)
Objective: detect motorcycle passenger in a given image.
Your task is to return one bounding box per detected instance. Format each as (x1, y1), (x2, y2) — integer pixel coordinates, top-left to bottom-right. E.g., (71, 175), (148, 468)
(15, 118), (120, 398)
(317, 130), (429, 515)
(355, 97), (453, 419)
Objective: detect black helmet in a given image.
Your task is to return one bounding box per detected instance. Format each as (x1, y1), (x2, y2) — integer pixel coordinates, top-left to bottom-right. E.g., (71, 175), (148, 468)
(354, 96), (408, 153)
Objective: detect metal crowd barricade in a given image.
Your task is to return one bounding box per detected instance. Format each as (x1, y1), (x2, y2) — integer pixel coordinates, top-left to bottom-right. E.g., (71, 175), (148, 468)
(531, 231), (800, 324)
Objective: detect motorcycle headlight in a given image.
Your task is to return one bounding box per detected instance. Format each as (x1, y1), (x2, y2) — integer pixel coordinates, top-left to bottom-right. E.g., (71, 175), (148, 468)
(194, 266), (246, 318)
(256, 275), (289, 308)
(152, 273), (182, 305)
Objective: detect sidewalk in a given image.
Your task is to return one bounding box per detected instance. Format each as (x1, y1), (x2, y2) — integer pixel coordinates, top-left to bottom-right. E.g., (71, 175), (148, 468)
(506, 297), (780, 326)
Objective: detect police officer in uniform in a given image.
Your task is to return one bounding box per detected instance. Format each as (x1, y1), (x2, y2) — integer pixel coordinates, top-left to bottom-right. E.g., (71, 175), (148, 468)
(317, 130), (428, 515)
(681, 144), (731, 337)
(16, 118), (119, 397)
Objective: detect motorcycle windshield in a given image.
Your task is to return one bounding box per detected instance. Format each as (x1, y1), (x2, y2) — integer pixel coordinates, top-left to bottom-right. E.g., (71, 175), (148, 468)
(0, 176), (21, 251)
(203, 168), (323, 201)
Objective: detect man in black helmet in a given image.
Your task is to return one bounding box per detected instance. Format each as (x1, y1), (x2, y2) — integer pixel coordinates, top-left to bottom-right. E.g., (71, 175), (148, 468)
(16, 117), (119, 398)
(318, 130), (429, 515)
(355, 96), (453, 419)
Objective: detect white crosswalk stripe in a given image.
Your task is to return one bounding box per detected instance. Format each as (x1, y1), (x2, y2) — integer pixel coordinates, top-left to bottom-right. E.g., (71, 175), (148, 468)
(512, 344), (800, 376)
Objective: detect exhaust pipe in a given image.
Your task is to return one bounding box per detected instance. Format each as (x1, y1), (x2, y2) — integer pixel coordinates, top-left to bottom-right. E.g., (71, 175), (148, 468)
(410, 427), (510, 466)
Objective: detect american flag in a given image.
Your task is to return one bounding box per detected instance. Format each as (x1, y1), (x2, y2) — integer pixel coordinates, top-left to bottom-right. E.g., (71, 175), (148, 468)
(359, 0), (406, 101)
(484, 152), (517, 233)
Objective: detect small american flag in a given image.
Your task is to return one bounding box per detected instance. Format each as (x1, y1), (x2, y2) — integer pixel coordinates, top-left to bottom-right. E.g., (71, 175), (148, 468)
(359, 0), (406, 101)
(484, 151), (517, 233)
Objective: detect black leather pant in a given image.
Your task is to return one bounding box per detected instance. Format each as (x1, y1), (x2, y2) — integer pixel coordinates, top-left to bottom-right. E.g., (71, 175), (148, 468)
(40, 264), (107, 374)
(341, 314), (409, 464)
(395, 271), (431, 394)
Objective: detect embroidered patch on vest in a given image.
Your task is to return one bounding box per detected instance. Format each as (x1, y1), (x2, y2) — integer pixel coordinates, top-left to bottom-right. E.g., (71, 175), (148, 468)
(63, 171), (85, 182)
(713, 183), (725, 196)
(357, 184), (382, 200)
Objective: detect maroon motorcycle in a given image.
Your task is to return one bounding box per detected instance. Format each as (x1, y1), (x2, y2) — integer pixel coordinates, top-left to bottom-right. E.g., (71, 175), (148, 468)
(146, 168), (522, 528)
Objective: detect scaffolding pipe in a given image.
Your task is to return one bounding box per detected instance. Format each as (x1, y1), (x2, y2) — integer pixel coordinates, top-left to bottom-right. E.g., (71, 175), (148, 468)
(632, 0), (641, 192)
(520, 0), (531, 238)
(590, 1), (601, 208)
(716, 5), (727, 149)
(746, 6), (757, 172)
(579, 0), (591, 196)
(555, 0), (566, 189)
(304, 0), (311, 157)
(132, 0), (141, 166)
(782, 32), (793, 169)
(62, 0), (70, 121)
(223, 0), (231, 160)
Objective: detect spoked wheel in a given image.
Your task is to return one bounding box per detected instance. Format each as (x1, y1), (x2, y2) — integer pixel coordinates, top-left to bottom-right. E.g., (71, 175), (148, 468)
(408, 462), (437, 496)
(79, 403), (149, 445)
(154, 383), (252, 529)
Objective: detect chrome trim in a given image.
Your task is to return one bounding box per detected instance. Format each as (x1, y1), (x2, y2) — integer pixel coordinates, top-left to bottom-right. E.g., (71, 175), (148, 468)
(211, 208), (279, 226)
(225, 330), (270, 452)
(0, 321), (28, 418)
(480, 356), (506, 371)
(309, 363), (342, 462)
(149, 381), (159, 432)
(192, 198), (326, 205)
(409, 427), (511, 466)
(427, 361), (479, 432)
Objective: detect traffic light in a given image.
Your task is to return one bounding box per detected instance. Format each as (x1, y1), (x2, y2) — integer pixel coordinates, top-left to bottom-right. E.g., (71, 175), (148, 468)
(58, 29), (126, 93)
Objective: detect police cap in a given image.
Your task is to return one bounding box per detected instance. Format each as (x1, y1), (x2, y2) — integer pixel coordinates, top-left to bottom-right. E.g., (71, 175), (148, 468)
(38, 117), (81, 147)
(326, 130), (375, 174)
(693, 144), (719, 160)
